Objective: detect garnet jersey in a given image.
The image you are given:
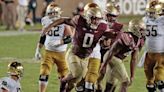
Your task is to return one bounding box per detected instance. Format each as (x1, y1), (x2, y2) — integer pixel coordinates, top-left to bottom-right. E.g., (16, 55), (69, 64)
(102, 22), (123, 44)
(0, 77), (21, 92)
(100, 22), (123, 61)
(41, 16), (67, 52)
(144, 16), (164, 53)
(114, 32), (141, 59)
(71, 15), (108, 58)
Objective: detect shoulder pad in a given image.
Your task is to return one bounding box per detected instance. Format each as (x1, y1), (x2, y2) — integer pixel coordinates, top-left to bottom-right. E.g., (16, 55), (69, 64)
(156, 16), (164, 24)
(41, 16), (52, 27)
(98, 22), (108, 31)
(111, 22), (123, 31)
(119, 33), (133, 46)
(72, 15), (80, 25)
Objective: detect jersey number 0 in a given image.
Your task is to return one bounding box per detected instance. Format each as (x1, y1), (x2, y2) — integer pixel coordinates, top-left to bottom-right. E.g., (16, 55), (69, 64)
(83, 33), (94, 48)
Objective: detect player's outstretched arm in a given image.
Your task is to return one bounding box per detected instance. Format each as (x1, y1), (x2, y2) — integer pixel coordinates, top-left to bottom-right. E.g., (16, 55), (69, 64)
(100, 41), (120, 73)
(129, 49), (139, 85)
(34, 35), (46, 60)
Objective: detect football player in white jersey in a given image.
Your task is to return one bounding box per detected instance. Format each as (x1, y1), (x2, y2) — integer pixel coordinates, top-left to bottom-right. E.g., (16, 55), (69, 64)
(138, 0), (157, 67)
(0, 61), (23, 92)
(34, 2), (73, 92)
(143, 0), (164, 92)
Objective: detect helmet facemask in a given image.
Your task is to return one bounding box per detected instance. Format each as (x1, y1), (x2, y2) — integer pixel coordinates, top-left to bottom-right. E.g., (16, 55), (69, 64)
(46, 3), (62, 20)
(84, 8), (102, 29)
(145, 0), (158, 19)
(105, 2), (119, 26)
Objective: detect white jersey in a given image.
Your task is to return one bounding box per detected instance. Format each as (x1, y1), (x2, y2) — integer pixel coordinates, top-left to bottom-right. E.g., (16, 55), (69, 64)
(0, 77), (21, 92)
(89, 43), (101, 59)
(144, 16), (164, 53)
(41, 16), (67, 52)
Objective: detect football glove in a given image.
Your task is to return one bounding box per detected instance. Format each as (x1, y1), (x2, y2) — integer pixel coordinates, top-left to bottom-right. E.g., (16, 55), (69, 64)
(35, 47), (42, 60)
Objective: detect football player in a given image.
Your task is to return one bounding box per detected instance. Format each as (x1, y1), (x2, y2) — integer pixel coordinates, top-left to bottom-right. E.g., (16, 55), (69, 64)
(42, 3), (109, 92)
(0, 61), (24, 92)
(138, 0), (158, 68)
(100, 19), (146, 92)
(34, 2), (73, 92)
(144, 0), (164, 92)
(96, 2), (123, 92)
(75, 3), (104, 92)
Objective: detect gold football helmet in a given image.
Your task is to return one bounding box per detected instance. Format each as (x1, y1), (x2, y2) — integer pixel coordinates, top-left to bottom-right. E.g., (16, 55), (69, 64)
(46, 2), (62, 19)
(155, 1), (164, 15)
(8, 61), (24, 78)
(145, 0), (158, 12)
(83, 3), (103, 29)
(145, 0), (158, 18)
(84, 3), (100, 12)
(106, 2), (119, 17)
(127, 19), (146, 38)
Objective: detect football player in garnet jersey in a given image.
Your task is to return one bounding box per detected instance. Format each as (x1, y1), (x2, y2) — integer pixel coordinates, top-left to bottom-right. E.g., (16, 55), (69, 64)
(34, 2), (73, 92)
(96, 2), (123, 92)
(42, 2), (109, 92)
(100, 19), (146, 92)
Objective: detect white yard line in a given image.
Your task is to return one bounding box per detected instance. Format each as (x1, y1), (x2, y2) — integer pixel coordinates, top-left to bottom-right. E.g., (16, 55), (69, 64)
(0, 31), (40, 36)
(0, 57), (41, 63)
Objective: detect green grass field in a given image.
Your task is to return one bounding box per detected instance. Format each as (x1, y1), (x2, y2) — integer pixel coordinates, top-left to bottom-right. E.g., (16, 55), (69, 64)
(0, 16), (148, 92)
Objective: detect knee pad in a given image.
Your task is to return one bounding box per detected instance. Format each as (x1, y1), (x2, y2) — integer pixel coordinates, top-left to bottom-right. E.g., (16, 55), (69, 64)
(146, 84), (156, 92)
(39, 75), (49, 83)
(156, 81), (164, 91)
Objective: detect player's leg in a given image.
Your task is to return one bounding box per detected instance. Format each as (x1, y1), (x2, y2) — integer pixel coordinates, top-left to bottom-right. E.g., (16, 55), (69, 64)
(39, 50), (54, 92)
(155, 53), (164, 92)
(54, 51), (68, 92)
(144, 53), (156, 92)
(96, 48), (108, 92)
(63, 49), (89, 91)
(96, 73), (105, 92)
(109, 56), (129, 92)
(104, 63), (118, 92)
(84, 58), (101, 92)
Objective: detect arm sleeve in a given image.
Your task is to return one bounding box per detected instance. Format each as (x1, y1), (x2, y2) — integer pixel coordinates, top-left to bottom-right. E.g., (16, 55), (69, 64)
(39, 35), (46, 44)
